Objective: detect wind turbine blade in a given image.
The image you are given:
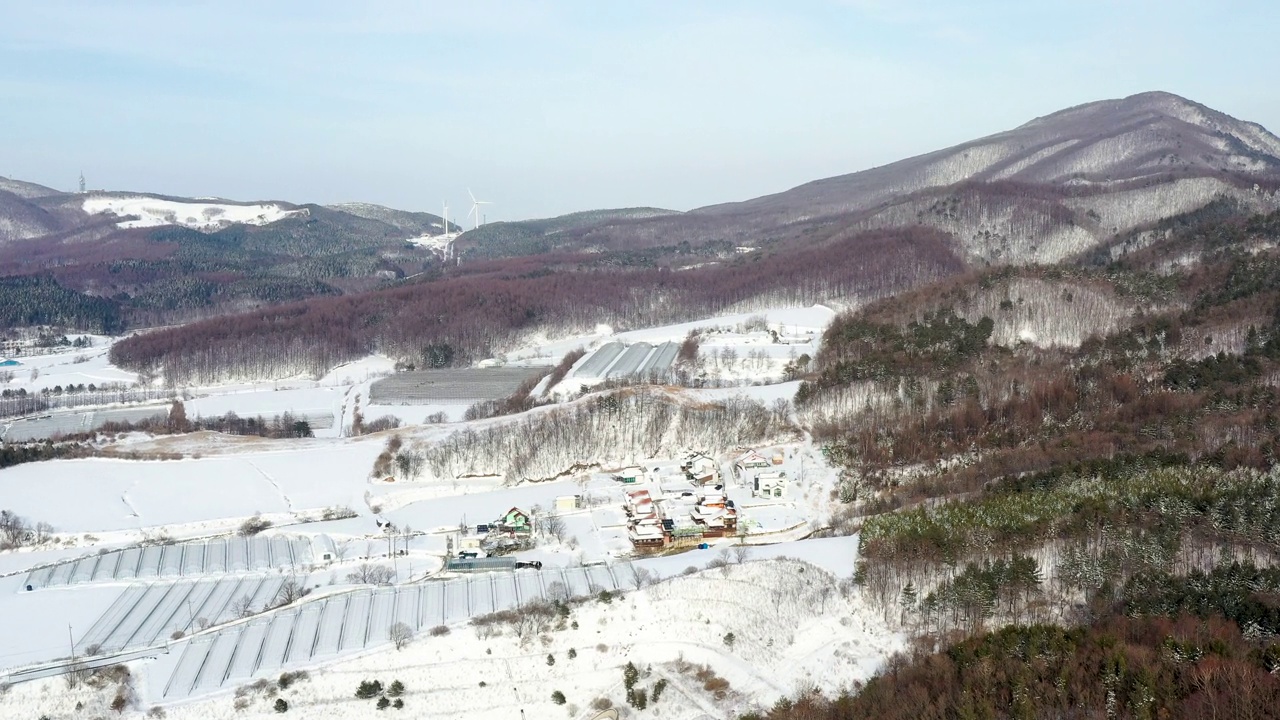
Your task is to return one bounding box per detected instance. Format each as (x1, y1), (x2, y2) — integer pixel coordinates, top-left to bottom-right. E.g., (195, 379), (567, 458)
(468, 188), (477, 204)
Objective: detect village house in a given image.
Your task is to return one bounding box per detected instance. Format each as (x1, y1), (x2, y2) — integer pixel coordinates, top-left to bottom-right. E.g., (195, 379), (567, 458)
(753, 471), (788, 499)
(735, 450), (771, 475)
(681, 452), (719, 484)
(493, 507), (532, 535)
(617, 466), (646, 484)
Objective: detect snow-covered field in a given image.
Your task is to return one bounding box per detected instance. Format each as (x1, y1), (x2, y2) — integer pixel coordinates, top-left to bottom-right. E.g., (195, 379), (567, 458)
(83, 196), (305, 231)
(0, 305), (898, 717)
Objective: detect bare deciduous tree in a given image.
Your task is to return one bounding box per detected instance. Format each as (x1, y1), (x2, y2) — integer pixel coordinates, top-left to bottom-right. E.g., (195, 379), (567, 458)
(541, 513), (568, 543)
(272, 577), (309, 608)
(347, 563), (396, 585)
(389, 622), (414, 650)
(627, 563), (654, 590)
(332, 539), (352, 562)
(0, 509), (31, 549)
(231, 595), (255, 618)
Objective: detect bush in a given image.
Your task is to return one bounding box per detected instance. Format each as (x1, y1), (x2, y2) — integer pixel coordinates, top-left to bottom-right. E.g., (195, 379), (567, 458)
(591, 697), (613, 711)
(277, 671), (308, 690)
(429, 624), (450, 637)
(387, 680), (404, 697)
(546, 653), (556, 666)
(551, 690), (567, 705)
(393, 698), (404, 710)
(238, 514), (273, 536)
(377, 696), (391, 710)
(146, 707), (166, 719)
(723, 631), (736, 648)
(598, 589), (613, 604)
(567, 648), (577, 659)
(273, 698), (289, 713)
(356, 679), (384, 699)
(653, 678), (668, 702)
(633, 687), (648, 710)
(111, 694), (129, 714)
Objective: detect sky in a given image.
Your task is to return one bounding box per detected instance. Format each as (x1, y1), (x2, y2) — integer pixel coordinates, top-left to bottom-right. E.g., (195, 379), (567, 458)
(1, 0), (1278, 221)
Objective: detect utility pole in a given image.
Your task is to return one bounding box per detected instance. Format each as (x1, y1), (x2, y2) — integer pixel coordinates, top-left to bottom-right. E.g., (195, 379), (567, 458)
(68, 623), (75, 658)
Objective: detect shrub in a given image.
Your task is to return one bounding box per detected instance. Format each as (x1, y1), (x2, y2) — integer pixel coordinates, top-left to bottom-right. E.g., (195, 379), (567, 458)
(547, 653), (556, 666)
(653, 678), (668, 702)
(277, 670), (308, 690)
(387, 680), (404, 697)
(273, 698), (288, 713)
(111, 694), (129, 714)
(591, 697), (613, 711)
(479, 681), (487, 687)
(551, 690), (567, 705)
(598, 590), (613, 604)
(376, 696), (391, 710)
(146, 707), (166, 719)
(238, 514), (273, 536)
(356, 679), (384, 699)
(723, 631), (736, 648)
(393, 698), (404, 710)
(633, 687), (648, 710)
(429, 625), (450, 637)
(567, 648), (577, 659)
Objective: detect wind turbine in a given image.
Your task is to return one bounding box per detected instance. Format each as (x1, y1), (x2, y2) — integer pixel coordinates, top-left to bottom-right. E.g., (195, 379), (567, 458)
(467, 188), (491, 231)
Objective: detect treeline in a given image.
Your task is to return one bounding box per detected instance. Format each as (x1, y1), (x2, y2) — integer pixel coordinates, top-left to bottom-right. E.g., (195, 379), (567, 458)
(0, 385), (175, 420)
(0, 275), (125, 334)
(419, 389), (791, 483)
(109, 227), (963, 385)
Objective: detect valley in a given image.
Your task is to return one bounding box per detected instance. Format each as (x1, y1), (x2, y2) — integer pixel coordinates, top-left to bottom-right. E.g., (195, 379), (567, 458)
(5, 89), (1280, 719)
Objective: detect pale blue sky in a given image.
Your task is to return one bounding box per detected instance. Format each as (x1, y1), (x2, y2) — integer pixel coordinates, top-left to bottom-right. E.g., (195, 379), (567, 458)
(2, 1), (1276, 220)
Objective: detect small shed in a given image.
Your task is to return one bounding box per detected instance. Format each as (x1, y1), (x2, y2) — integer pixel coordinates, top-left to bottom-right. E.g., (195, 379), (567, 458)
(618, 466), (646, 484)
(554, 495), (582, 512)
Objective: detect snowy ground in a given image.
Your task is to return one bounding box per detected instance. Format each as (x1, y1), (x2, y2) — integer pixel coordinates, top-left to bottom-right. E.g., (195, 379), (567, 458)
(0, 305), (894, 716)
(1, 556), (898, 719)
(82, 196), (305, 231)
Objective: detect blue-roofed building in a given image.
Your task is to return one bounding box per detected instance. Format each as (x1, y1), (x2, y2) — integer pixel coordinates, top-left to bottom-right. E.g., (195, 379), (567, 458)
(0, 358), (20, 367)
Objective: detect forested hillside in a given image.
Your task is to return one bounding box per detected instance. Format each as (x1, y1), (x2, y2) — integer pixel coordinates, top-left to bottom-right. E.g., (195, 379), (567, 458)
(109, 227), (962, 384)
(754, 205), (1280, 718)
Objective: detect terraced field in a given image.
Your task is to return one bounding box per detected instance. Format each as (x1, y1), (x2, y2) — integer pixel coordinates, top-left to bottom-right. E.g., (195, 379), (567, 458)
(157, 565), (626, 699)
(24, 535), (326, 589)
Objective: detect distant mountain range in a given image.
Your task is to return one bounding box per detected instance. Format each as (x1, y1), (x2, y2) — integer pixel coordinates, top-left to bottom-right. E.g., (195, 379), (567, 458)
(456, 91), (1280, 264)
(2, 91), (1278, 337)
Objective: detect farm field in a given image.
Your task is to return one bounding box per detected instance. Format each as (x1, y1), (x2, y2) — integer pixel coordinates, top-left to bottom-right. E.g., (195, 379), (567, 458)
(0, 303), (896, 718)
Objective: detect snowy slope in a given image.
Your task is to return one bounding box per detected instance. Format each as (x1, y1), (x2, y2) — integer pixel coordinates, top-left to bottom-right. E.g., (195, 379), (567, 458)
(83, 196), (306, 231)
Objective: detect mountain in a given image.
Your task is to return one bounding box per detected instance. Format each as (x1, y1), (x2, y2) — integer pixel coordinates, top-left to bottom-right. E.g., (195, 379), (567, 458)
(0, 189), (456, 330)
(327, 202), (462, 236)
(453, 206), (681, 259)
(455, 92), (1280, 265)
